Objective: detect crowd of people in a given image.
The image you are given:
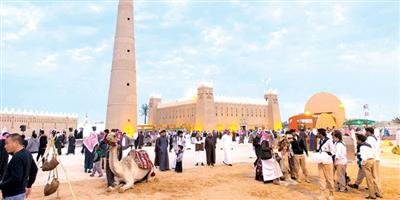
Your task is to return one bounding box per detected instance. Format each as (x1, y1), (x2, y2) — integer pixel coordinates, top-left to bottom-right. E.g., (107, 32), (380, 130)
(144, 127), (385, 200)
(0, 124), (393, 200)
(249, 127), (384, 200)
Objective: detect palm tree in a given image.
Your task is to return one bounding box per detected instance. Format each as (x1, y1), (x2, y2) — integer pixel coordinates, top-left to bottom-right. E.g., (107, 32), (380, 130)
(140, 104), (149, 124)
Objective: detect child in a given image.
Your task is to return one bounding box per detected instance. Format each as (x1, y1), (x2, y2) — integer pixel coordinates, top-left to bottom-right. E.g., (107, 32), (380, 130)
(175, 145), (184, 173)
(90, 145), (103, 177)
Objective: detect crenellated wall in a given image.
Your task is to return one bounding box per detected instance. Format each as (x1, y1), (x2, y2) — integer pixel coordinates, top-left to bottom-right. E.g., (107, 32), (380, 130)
(0, 112), (78, 135)
(147, 86), (282, 131)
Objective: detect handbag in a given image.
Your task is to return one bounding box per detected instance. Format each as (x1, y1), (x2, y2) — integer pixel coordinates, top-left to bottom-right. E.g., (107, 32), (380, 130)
(42, 138), (59, 171)
(44, 170), (59, 196)
(42, 155), (59, 171)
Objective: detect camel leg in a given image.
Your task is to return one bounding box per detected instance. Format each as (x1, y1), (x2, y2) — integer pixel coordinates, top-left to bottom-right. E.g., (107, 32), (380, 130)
(119, 181), (133, 192)
(114, 178), (123, 189)
(119, 177), (134, 192)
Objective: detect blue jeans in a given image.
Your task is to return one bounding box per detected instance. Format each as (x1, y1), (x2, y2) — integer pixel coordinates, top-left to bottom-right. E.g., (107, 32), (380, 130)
(3, 193), (24, 200)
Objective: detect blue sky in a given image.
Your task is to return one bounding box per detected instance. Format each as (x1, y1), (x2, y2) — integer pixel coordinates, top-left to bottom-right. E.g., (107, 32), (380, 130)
(1, 0), (399, 124)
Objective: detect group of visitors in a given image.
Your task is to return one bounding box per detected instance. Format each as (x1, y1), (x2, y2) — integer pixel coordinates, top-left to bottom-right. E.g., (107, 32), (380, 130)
(20, 128), (81, 158)
(153, 130), (219, 173)
(0, 123), (387, 199)
(250, 126), (383, 200)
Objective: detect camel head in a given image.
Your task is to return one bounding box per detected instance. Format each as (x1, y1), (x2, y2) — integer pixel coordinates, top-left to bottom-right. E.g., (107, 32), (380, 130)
(106, 132), (118, 146)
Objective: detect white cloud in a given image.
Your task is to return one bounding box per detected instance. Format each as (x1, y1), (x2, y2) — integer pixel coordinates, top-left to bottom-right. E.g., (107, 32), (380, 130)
(68, 43), (109, 62)
(36, 54), (59, 70)
(340, 49), (397, 68)
(76, 26), (98, 36)
(161, 0), (189, 26)
(202, 26), (232, 52)
(203, 64), (221, 76)
(166, 0), (189, 7)
(1, 5), (44, 41)
(266, 28), (288, 50)
(271, 8), (283, 20)
(337, 94), (364, 119)
(280, 101), (305, 120)
(136, 12), (159, 22)
(337, 42), (346, 49)
(333, 5), (346, 26)
(87, 4), (106, 13)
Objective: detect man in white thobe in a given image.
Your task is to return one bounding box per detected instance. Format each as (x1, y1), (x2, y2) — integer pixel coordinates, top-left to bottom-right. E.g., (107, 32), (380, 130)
(222, 131), (233, 166)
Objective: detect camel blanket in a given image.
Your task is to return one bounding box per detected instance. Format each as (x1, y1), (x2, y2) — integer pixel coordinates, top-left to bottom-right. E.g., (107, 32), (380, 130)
(129, 150), (154, 170)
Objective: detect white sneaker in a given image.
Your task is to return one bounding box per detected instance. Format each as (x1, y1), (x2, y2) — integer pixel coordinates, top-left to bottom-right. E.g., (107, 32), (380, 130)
(106, 186), (115, 192)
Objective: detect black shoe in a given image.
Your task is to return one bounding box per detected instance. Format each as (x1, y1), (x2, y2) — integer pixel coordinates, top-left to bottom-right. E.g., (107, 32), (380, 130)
(195, 163), (199, 166)
(365, 196), (376, 199)
(84, 169), (87, 173)
(375, 194), (383, 198)
(201, 163), (204, 166)
(349, 184), (359, 189)
(228, 164), (233, 166)
(88, 170), (92, 173)
(263, 180), (273, 184)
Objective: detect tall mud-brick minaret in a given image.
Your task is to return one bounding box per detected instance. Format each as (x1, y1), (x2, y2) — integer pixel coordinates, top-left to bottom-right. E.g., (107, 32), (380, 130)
(106, 0), (137, 133)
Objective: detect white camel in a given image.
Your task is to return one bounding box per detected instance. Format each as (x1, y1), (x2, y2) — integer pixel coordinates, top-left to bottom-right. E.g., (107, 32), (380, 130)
(107, 132), (155, 192)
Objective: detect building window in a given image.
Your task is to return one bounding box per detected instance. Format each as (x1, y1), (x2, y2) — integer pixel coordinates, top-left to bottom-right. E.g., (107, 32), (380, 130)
(126, 82), (130, 86)
(127, 17), (130, 20)
(127, 49), (130, 52)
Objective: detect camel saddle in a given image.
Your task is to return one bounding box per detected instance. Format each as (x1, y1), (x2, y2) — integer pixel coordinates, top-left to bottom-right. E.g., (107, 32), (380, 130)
(129, 150), (154, 170)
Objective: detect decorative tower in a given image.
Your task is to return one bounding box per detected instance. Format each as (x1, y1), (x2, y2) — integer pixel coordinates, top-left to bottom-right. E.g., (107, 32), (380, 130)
(264, 90), (282, 130)
(148, 97), (161, 126)
(106, 0), (137, 134)
(195, 85), (216, 132)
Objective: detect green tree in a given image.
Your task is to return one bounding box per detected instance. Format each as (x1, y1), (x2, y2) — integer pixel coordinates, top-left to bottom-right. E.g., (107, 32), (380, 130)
(140, 104), (149, 124)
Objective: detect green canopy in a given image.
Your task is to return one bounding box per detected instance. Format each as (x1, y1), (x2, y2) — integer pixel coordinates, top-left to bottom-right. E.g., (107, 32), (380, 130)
(343, 119), (376, 126)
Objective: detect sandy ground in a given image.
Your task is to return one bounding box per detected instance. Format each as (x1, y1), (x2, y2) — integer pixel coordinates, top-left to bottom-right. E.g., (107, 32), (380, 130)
(29, 163), (400, 200)
(25, 143), (400, 200)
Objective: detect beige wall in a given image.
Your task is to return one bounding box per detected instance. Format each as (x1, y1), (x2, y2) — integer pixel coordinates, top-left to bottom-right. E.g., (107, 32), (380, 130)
(148, 86), (282, 131)
(155, 103), (196, 130)
(214, 102), (268, 131)
(0, 113), (78, 136)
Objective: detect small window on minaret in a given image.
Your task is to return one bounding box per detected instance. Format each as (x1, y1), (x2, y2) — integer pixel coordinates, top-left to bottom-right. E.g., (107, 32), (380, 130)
(127, 17), (130, 20)
(127, 49), (130, 52)
(128, 119), (131, 122)
(127, 83), (130, 86)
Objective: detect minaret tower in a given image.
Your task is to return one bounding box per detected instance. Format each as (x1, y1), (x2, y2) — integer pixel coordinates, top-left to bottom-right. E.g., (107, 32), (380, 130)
(106, 0), (137, 133)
